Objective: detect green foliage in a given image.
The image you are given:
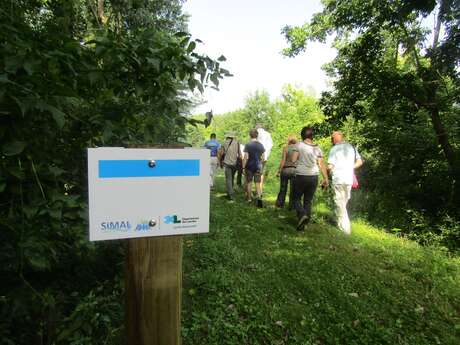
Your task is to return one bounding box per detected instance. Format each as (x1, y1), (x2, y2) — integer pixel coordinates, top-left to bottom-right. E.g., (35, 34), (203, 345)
(271, 85), (325, 148)
(283, 0), (460, 249)
(283, 0), (460, 168)
(243, 90), (276, 130)
(0, 1), (229, 343)
(55, 283), (123, 345)
(187, 85), (325, 150)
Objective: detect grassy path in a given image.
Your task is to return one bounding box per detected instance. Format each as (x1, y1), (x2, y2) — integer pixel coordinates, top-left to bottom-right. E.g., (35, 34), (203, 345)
(182, 173), (460, 345)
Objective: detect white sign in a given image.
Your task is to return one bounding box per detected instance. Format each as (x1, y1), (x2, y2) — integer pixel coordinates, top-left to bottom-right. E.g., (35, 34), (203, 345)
(88, 148), (210, 241)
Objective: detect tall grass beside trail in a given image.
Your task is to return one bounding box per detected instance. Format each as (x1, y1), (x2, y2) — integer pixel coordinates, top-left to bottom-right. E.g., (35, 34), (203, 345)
(181, 172), (460, 345)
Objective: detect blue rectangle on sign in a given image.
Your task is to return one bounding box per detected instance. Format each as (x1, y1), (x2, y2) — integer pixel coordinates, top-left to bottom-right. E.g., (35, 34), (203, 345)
(99, 159), (200, 178)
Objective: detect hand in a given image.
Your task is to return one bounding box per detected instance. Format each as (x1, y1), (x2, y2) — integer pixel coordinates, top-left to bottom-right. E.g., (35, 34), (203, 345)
(321, 180), (329, 189)
(276, 171), (280, 177)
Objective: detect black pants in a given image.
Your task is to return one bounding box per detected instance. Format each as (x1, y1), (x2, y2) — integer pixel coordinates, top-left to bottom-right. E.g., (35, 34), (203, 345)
(236, 166), (243, 186)
(276, 174), (295, 209)
(293, 175), (318, 221)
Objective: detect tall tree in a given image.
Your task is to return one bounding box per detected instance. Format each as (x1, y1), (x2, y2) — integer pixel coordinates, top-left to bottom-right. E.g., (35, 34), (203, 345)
(243, 90), (276, 130)
(271, 85), (324, 147)
(282, 0), (460, 200)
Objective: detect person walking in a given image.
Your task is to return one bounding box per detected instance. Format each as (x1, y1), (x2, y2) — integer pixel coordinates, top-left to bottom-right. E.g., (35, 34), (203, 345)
(203, 133), (221, 190)
(219, 132), (241, 201)
(243, 129), (265, 207)
(327, 131), (363, 234)
(291, 126), (329, 231)
(275, 134), (298, 210)
(256, 124), (273, 193)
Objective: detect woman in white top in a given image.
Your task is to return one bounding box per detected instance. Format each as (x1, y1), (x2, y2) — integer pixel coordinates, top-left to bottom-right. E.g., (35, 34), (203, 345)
(291, 126), (329, 230)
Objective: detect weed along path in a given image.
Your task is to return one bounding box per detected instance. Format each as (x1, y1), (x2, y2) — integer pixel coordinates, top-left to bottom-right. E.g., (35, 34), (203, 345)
(181, 174), (460, 345)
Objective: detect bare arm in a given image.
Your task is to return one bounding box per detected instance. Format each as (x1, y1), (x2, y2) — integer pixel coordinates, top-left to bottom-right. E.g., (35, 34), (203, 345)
(277, 146), (288, 176)
(291, 150), (299, 163)
(354, 158), (363, 169)
(217, 147), (223, 166)
(242, 152), (249, 170)
(318, 157), (329, 187)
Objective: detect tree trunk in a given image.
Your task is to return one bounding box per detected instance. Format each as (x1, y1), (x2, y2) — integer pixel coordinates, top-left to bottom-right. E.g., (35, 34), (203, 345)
(97, 0), (108, 25)
(427, 106), (460, 204)
(428, 107), (455, 169)
(432, 0), (444, 48)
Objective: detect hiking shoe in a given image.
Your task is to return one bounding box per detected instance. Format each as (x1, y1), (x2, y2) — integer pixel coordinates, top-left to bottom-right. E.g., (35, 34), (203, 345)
(256, 199), (263, 208)
(297, 215), (308, 231)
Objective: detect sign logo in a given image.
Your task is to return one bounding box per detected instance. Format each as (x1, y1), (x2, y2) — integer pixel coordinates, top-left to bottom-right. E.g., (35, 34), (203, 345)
(163, 215), (181, 224)
(100, 221), (131, 231)
(135, 220), (151, 231)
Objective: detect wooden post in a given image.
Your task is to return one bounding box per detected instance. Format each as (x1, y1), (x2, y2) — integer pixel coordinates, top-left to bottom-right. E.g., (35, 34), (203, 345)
(125, 144), (185, 345)
(125, 236), (182, 345)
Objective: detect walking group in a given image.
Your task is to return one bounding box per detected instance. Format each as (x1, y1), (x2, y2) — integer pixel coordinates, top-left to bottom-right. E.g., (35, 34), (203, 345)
(204, 125), (273, 207)
(204, 126), (363, 235)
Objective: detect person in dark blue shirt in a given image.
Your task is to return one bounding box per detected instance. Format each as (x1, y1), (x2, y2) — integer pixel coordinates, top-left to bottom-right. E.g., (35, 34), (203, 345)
(204, 133), (221, 189)
(243, 129), (265, 207)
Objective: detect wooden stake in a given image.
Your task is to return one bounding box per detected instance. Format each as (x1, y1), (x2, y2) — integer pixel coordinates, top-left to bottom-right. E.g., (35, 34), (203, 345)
(125, 145), (185, 345)
(125, 236), (182, 345)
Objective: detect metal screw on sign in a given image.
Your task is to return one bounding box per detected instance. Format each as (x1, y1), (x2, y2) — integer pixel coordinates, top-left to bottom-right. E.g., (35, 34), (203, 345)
(149, 220), (157, 227)
(148, 160), (156, 168)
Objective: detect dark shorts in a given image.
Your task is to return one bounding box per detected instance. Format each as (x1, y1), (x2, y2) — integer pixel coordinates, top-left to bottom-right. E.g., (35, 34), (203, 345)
(245, 169), (262, 183)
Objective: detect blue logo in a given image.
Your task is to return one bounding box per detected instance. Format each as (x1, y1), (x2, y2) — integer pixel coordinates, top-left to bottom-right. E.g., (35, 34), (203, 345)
(100, 221), (131, 231)
(135, 221), (151, 231)
(163, 215), (181, 224)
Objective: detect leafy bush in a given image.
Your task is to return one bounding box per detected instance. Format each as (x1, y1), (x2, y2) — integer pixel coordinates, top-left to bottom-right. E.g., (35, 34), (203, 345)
(0, 1), (228, 343)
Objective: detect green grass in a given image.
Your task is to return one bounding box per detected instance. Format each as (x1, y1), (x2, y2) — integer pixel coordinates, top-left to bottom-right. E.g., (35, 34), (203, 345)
(182, 173), (460, 345)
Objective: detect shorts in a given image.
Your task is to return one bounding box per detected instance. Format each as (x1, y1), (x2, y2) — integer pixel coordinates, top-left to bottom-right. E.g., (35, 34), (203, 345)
(245, 169), (262, 183)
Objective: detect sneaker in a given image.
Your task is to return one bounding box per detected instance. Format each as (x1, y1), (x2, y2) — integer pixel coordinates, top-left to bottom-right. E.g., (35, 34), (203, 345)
(297, 215), (308, 231)
(256, 199), (263, 208)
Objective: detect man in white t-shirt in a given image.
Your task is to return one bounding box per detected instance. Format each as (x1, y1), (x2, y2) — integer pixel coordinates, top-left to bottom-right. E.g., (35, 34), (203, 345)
(256, 125), (273, 192)
(327, 131), (363, 234)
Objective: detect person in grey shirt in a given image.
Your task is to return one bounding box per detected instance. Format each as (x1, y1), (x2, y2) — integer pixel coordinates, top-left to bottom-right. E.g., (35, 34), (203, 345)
(291, 126), (329, 230)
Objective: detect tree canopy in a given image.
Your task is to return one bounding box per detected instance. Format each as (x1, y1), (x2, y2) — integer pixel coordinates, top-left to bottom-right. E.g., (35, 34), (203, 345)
(283, 0), (459, 183)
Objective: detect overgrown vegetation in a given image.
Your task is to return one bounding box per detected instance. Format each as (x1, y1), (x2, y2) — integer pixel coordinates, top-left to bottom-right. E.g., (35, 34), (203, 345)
(282, 0), (460, 251)
(189, 0), (460, 251)
(188, 80), (459, 252)
(0, 1), (228, 343)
